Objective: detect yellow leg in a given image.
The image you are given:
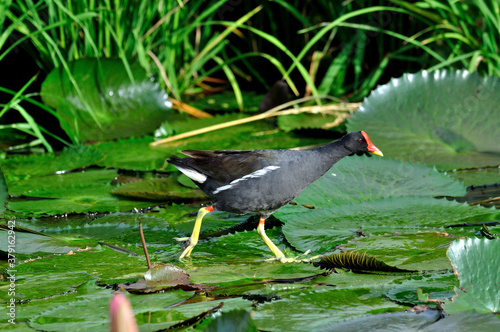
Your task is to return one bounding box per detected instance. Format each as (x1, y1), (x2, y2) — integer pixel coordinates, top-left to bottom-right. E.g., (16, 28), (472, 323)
(256, 218), (296, 263)
(174, 206), (214, 260)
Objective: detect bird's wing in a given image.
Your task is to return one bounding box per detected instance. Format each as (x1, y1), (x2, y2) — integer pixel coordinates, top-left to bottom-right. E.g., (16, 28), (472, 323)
(176, 149), (279, 183)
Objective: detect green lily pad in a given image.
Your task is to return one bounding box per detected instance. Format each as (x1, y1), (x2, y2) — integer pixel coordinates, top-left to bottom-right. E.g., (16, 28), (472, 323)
(347, 70), (500, 170)
(342, 232), (455, 271)
(323, 308), (441, 332)
(27, 281), (199, 331)
(443, 238), (500, 314)
(284, 155), (466, 208)
(281, 197), (498, 255)
(0, 230), (80, 255)
(253, 285), (404, 331)
(6, 169), (160, 217)
(41, 58), (172, 142)
(276, 156), (494, 253)
(94, 137), (170, 171)
(0, 146), (103, 180)
(111, 176), (207, 201)
(7, 169), (118, 197)
(386, 273), (458, 306)
(202, 309), (257, 332)
(447, 167), (500, 187)
(423, 310), (500, 330)
(0, 245), (148, 302)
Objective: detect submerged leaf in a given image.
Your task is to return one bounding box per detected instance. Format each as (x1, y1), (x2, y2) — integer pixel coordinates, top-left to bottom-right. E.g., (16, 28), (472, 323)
(348, 69), (500, 170)
(314, 251), (416, 273)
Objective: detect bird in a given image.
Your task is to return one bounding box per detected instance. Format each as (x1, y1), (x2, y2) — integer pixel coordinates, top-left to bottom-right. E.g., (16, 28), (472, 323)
(168, 131), (383, 263)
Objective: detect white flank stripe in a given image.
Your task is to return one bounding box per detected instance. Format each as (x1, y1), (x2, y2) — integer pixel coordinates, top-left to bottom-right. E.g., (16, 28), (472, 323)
(176, 166), (207, 183)
(212, 165), (280, 194)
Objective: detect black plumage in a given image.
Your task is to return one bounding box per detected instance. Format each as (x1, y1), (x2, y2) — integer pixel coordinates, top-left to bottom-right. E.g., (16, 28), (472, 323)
(168, 131), (382, 262)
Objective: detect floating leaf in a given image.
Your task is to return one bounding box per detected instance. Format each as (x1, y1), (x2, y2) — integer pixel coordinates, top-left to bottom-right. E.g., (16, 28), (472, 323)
(41, 58), (172, 141)
(283, 155), (466, 209)
(387, 273), (457, 306)
(204, 309), (258, 332)
(94, 137), (169, 171)
(443, 238), (500, 314)
(253, 285), (403, 331)
(421, 310), (500, 331)
(27, 281), (197, 331)
(314, 251), (416, 273)
(5, 169), (160, 217)
(111, 177), (207, 201)
(321, 308), (441, 332)
(0, 246), (147, 302)
(276, 156), (496, 254)
(0, 145), (103, 180)
(342, 232), (455, 271)
(447, 167), (500, 187)
(0, 230), (80, 255)
(347, 70), (500, 170)
(7, 169), (118, 197)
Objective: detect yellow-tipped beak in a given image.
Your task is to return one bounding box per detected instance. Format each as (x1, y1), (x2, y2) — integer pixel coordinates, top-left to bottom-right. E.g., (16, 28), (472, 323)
(361, 131), (383, 156)
(368, 145), (383, 157)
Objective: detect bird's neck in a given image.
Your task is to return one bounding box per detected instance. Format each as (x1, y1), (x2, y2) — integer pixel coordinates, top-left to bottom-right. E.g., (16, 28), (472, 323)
(311, 139), (352, 172)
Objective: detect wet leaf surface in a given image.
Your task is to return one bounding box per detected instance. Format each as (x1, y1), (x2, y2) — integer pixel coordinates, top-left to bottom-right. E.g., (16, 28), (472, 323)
(443, 238), (500, 314)
(2, 74), (500, 329)
(111, 176), (207, 201)
(41, 59), (172, 142)
(348, 70), (500, 171)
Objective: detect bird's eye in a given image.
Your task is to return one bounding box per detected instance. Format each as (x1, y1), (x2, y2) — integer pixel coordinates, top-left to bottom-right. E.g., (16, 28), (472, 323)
(358, 138), (364, 143)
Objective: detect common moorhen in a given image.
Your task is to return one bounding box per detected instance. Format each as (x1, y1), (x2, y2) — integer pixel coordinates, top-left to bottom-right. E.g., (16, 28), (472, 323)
(168, 131), (383, 263)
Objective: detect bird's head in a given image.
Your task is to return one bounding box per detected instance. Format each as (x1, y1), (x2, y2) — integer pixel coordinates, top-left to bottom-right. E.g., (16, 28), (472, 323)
(344, 131), (383, 156)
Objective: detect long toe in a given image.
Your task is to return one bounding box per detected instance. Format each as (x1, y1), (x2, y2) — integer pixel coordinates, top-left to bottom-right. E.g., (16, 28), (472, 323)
(173, 236), (190, 242)
(178, 245), (194, 260)
(279, 257), (298, 263)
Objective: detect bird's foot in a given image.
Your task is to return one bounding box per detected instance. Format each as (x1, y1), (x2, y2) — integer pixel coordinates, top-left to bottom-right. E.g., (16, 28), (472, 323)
(266, 250), (324, 263)
(173, 236), (196, 260)
(173, 236), (190, 242)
